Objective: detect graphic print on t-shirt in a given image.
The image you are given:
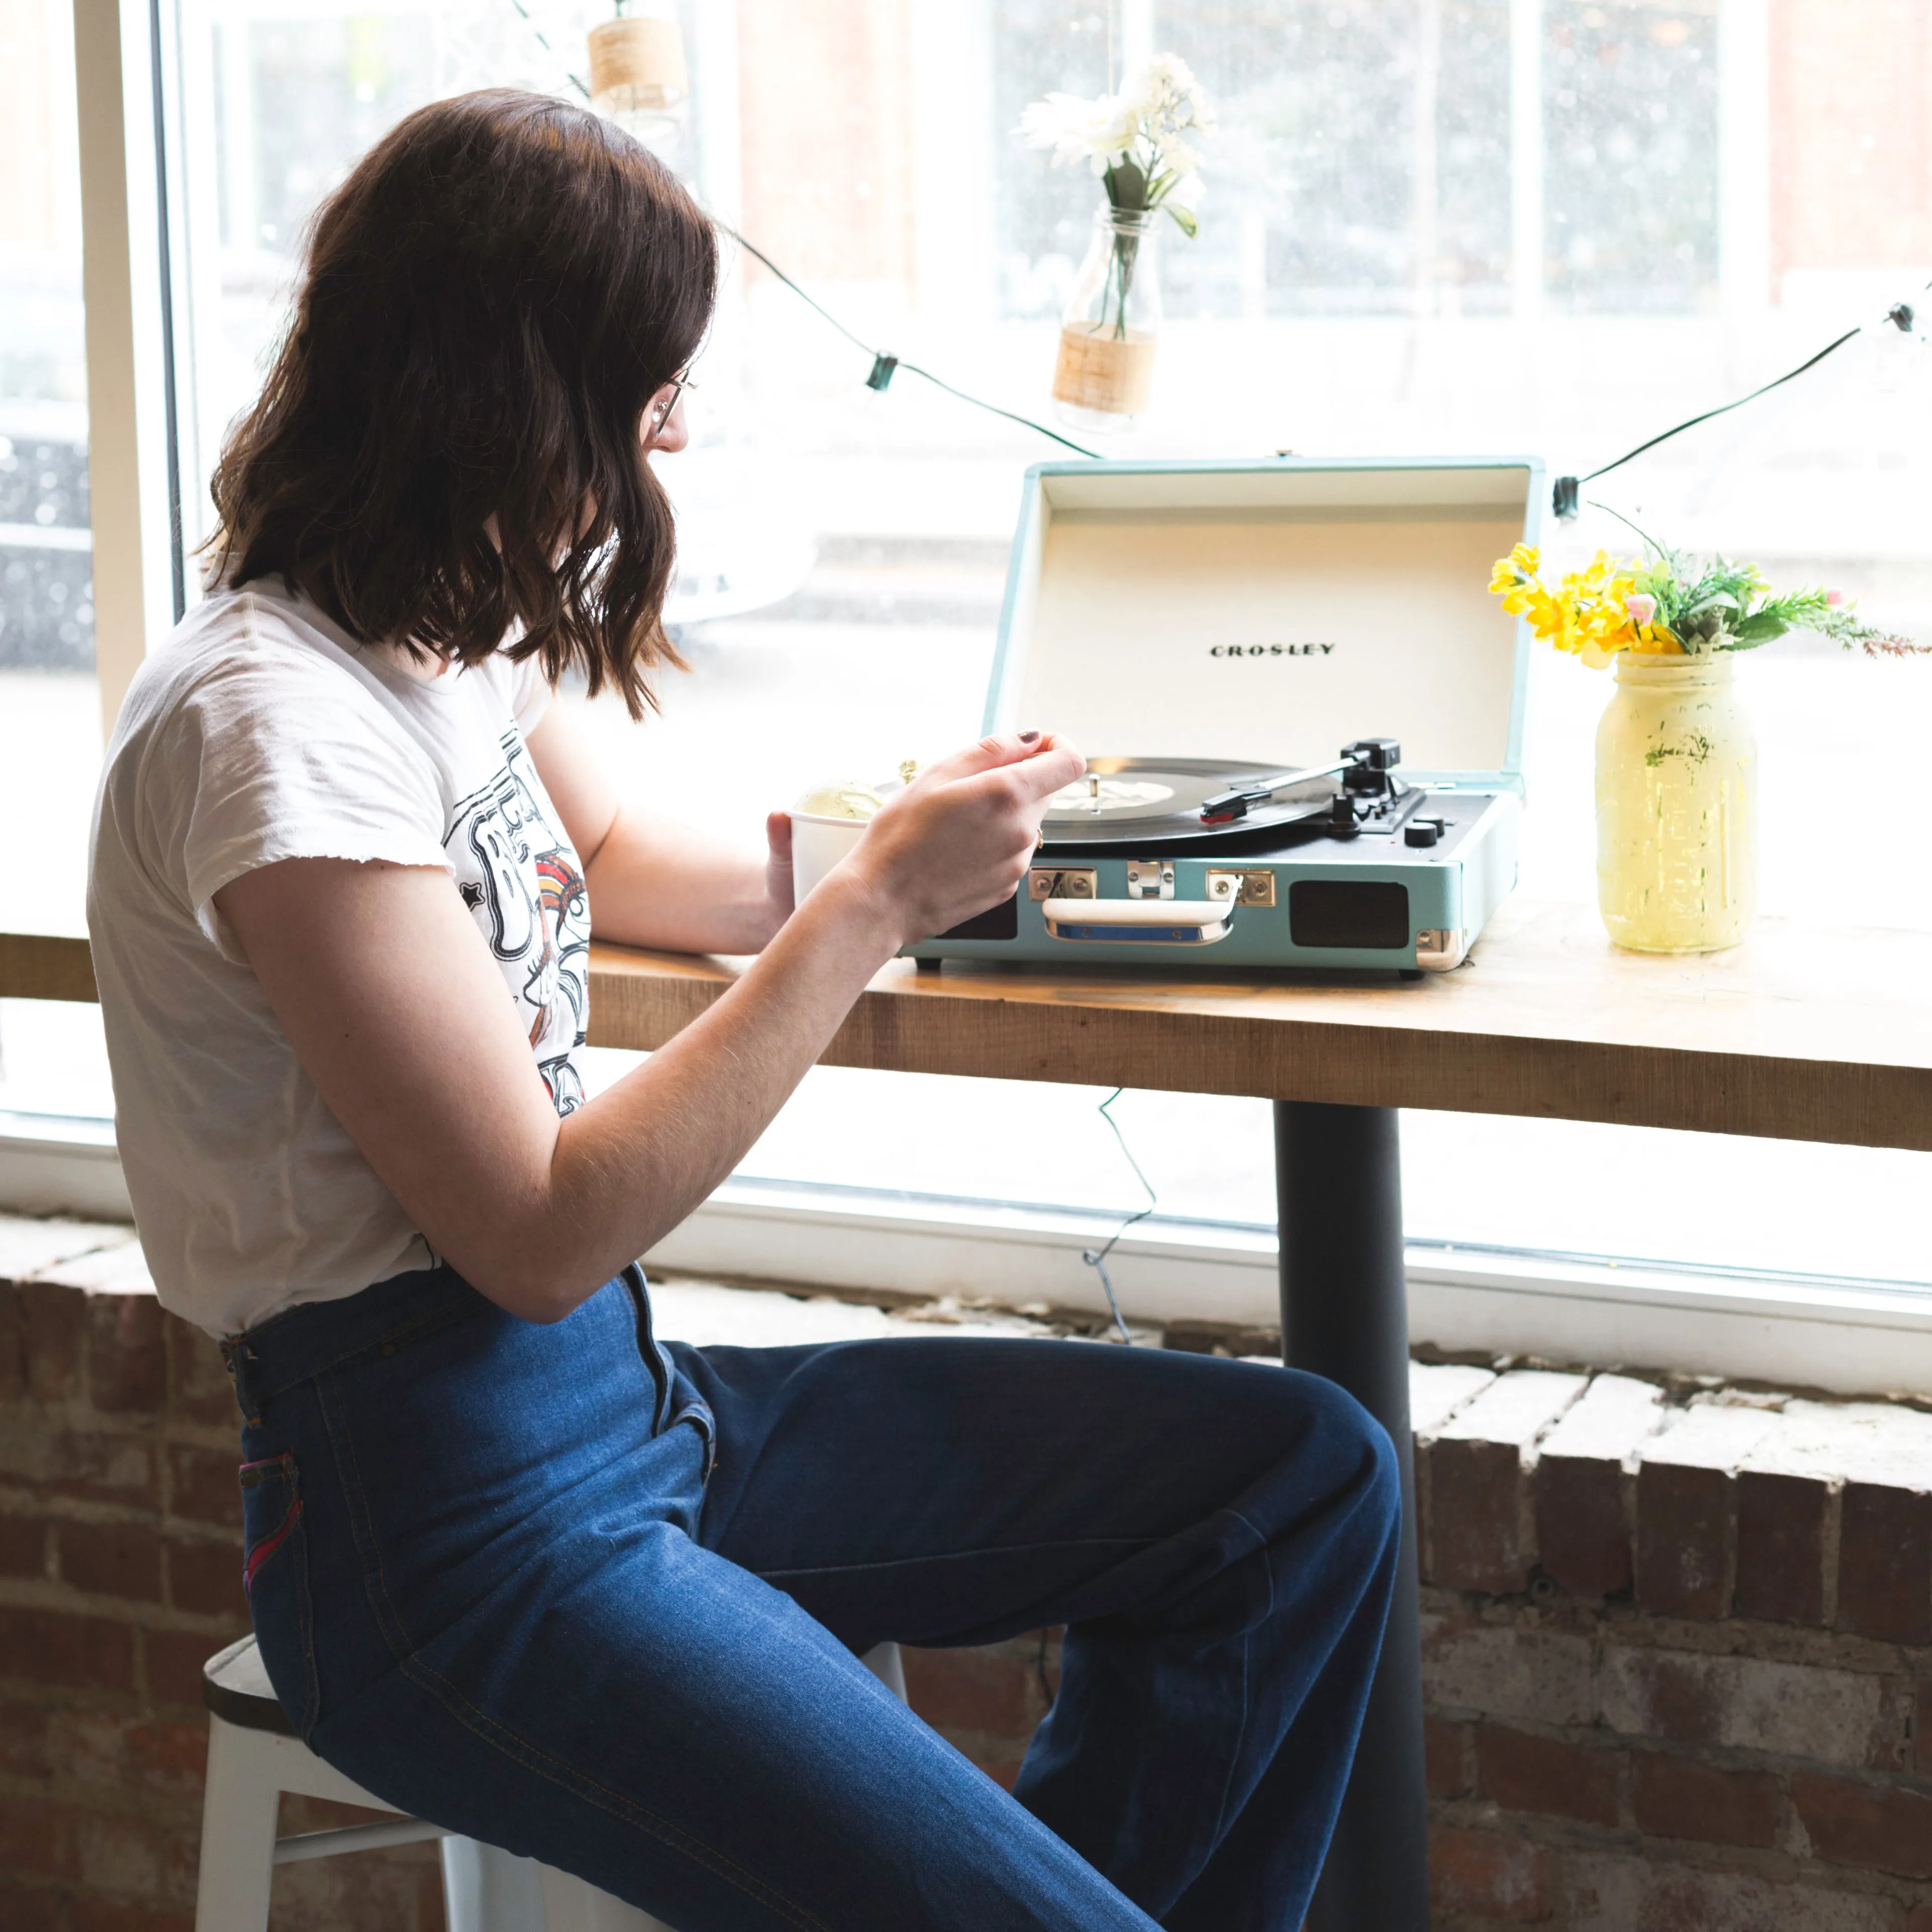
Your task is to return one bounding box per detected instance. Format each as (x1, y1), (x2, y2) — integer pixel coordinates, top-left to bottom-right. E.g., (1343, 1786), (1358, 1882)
(447, 731), (589, 1115)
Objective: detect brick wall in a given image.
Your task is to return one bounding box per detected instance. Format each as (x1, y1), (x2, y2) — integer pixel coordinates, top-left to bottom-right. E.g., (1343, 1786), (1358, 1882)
(6, 1224), (1932, 1928)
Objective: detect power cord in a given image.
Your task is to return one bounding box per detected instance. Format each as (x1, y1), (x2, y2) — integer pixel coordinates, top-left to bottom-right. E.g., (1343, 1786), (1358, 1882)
(1081, 1088), (1156, 1345)
(554, 51), (1100, 458)
(717, 227), (1102, 460)
(1551, 286), (1929, 520)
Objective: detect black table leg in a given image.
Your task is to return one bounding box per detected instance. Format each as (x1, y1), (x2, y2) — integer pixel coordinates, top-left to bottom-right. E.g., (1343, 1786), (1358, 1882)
(1275, 1100), (1431, 1930)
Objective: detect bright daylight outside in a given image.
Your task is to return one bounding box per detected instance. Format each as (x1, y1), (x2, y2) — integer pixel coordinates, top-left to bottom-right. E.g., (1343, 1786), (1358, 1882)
(4, 0), (1932, 1339)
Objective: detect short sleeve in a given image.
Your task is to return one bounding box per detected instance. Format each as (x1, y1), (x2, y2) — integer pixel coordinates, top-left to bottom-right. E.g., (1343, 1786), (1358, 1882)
(163, 644), (451, 963)
(506, 648), (554, 735)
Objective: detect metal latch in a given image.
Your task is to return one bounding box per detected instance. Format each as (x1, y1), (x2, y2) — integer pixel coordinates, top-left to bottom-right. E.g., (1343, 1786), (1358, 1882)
(1029, 867), (1096, 902)
(1126, 859), (1175, 900)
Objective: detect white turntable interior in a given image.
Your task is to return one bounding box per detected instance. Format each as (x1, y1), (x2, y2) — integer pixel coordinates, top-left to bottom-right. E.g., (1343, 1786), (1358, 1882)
(999, 463), (1532, 777)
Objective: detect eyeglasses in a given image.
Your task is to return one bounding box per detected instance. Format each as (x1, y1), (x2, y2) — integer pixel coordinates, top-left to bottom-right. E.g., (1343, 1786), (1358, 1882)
(646, 368), (694, 441)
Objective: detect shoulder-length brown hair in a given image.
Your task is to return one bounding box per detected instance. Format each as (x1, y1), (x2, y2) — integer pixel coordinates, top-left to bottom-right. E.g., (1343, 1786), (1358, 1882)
(210, 89), (716, 716)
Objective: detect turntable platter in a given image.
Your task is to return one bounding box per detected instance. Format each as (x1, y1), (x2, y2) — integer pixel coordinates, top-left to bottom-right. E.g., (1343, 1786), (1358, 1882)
(1038, 757), (1336, 850)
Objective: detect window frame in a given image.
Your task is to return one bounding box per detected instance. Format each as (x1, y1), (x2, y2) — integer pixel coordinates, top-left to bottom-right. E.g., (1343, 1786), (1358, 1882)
(12, 0), (1926, 1397)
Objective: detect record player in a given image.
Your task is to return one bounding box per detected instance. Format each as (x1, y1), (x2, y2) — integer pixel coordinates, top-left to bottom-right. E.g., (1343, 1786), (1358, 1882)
(907, 455), (1543, 973)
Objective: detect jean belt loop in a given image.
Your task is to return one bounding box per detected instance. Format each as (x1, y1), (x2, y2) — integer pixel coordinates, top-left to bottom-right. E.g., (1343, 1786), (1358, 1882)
(219, 1333), (263, 1426)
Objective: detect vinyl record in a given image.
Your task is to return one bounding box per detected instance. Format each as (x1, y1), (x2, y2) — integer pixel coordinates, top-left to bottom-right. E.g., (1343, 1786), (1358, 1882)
(1038, 757), (1336, 851)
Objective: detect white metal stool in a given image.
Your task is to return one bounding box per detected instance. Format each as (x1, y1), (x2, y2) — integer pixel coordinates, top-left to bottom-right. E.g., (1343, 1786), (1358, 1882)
(193, 1631), (909, 1931)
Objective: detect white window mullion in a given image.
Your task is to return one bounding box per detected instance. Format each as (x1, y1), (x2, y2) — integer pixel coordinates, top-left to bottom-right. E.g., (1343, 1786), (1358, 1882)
(73, 0), (182, 743)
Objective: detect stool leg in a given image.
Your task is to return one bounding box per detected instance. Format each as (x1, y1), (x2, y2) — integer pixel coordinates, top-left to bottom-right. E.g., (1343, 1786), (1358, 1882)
(442, 1836), (549, 1932)
(538, 1864), (672, 1931)
(860, 1640), (907, 1702)
(194, 1717), (282, 1932)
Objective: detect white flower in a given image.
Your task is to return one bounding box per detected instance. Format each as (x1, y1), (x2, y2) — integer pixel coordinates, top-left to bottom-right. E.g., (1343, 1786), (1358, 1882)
(1019, 52), (1215, 219)
(1019, 91), (1134, 167)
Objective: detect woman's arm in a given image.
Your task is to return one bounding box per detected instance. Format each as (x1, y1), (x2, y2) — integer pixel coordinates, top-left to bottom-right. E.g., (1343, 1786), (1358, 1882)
(214, 732), (1081, 1323)
(525, 698), (793, 954)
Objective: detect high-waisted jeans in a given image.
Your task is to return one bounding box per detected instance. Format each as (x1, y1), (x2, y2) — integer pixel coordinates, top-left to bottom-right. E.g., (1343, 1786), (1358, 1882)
(225, 1262), (1399, 1931)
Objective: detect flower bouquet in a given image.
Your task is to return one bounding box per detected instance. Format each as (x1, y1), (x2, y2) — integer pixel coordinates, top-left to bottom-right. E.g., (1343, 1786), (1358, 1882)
(1020, 55), (1214, 430)
(1489, 528), (1920, 953)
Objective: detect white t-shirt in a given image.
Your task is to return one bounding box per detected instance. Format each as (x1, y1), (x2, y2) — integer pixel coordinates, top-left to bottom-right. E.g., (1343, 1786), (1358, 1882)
(87, 577), (591, 1337)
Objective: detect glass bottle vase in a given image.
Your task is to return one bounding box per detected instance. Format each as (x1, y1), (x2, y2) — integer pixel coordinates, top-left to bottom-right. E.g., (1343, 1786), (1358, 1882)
(1053, 207), (1162, 433)
(1594, 652), (1757, 953)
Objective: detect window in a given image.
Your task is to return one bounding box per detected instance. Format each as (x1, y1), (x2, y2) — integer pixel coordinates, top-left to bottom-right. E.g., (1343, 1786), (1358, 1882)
(7, 0), (1932, 1375)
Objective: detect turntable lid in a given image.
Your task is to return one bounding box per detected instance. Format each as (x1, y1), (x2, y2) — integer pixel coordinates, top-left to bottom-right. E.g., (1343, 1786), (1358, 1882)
(985, 458), (1540, 786)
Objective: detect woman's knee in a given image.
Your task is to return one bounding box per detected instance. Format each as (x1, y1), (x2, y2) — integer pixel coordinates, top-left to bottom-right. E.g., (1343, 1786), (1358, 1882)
(1260, 1367), (1402, 1549)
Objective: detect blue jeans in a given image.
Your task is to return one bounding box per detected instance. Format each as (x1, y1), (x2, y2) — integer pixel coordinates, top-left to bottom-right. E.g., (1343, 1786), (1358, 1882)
(227, 1264), (1398, 1931)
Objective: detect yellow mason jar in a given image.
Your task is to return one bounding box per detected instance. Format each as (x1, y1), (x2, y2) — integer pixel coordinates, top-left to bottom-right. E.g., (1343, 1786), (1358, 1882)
(1594, 651), (1756, 953)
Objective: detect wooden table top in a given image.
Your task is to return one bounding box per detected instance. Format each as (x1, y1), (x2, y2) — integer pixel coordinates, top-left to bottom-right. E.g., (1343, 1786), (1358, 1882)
(12, 903), (1931, 1151)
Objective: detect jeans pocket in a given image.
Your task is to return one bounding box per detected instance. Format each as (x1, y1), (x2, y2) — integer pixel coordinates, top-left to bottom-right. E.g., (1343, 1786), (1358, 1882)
(240, 1451), (319, 1738)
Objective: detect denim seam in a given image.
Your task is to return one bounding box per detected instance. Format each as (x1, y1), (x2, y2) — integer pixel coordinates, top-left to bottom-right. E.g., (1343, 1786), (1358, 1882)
(244, 1297), (484, 1405)
(318, 1369), (833, 1932)
(1202, 1506), (1270, 1855)
(758, 1534), (1156, 1582)
(387, 1650), (837, 1932)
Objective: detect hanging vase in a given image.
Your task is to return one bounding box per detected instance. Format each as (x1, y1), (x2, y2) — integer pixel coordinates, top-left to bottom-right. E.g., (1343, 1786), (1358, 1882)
(588, 6), (689, 149)
(1053, 207), (1161, 432)
(1594, 651), (1757, 953)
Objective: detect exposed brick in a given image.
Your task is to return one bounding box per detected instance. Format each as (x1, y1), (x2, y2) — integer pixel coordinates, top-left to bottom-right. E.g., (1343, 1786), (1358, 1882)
(87, 1295), (166, 1414)
(1566, 1849), (1900, 1931)
(1632, 1750), (1780, 1848)
(0, 1700), (51, 1778)
(9, 1280), (87, 1400)
(0, 1608), (137, 1695)
(0, 1879), (65, 1932)
(902, 1642), (1040, 1737)
(1735, 1468), (1829, 1626)
(71, 1900), (198, 1932)
(165, 1320), (236, 1428)
(1635, 1463), (1735, 1621)
(0, 1796), (81, 1880)
(1424, 1372), (1584, 1594)
(166, 1445), (240, 1530)
(143, 1628), (235, 1709)
(49, 1711), (209, 1798)
(0, 1509), (47, 1579)
(0, 1425), (160, 1509)
(1427, 1824), (1551, 1922)
(1533, 1374), (1663, 1599)
(1600, 1647), (1895, 1768)
(59, 1520), (165, 1602)
(1837, 1481), (1932, 1646)
(1535, 1456), (1629, 1600)
(1475, 1723), (1618, 1825)
(167, 1538), (246, 1619)
(1423, 1713), (1467, 1798)
(1420, 1618), (1594, 1725)
(1792, 1770), (1932, 1879)
(78, 1809), (169, 1904)
(1634, 1405), (1781, 1622)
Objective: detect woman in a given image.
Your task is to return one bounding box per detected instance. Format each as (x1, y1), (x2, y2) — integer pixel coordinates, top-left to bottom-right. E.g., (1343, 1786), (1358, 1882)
(88, 91), (1397, 1931)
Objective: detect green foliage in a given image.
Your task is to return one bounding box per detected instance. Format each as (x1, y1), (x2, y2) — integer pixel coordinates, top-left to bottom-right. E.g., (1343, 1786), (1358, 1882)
(1592, 503), (1921, 658)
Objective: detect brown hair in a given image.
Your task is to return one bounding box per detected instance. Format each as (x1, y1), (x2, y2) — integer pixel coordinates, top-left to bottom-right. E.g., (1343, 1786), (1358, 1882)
(209, 89), (717, 716)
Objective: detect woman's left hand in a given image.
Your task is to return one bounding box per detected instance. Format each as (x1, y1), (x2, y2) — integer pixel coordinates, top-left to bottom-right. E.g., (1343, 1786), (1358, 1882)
(762, 810), (797, 936)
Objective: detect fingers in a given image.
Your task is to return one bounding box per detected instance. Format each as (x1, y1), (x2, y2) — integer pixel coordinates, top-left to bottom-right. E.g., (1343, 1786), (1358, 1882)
(949, 741), (1085, 814)
(765, 810), (793, 864)
(916, 731), (1075, 790)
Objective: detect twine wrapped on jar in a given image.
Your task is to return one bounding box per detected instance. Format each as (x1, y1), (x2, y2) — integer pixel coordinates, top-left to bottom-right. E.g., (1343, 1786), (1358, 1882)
(587, 13), (688, 117)
(1052, 207), (1162, 432)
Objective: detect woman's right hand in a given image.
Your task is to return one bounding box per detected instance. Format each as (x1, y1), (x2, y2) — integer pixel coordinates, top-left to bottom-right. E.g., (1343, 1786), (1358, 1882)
(842, 732), (1085, 947)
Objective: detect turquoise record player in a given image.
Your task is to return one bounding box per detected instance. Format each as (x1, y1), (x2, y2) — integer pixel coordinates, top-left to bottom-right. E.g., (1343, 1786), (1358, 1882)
(906, 455), (1543, 974)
